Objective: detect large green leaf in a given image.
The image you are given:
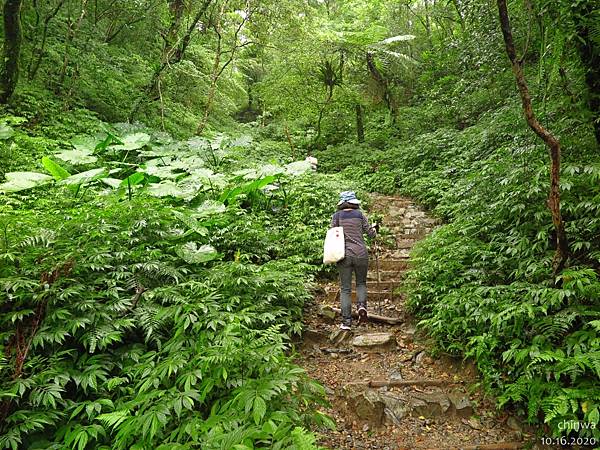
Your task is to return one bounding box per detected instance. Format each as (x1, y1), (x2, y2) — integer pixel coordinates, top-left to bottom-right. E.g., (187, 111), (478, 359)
(173, 211), (208, 236)
(141, 165), (181, 180)
(59, 168), (109, 186)
(230, 135), (253, 147)
(188, 169), (227, 190)
(55, 149), (98, 165)
(0, 172), (53, 193)
(196, 200), (226, 218)
(71, 135), (99, 152)
(95, 133), (121, 152)
(235, 165), (284, 180)
(170, 155), (205, 171)
(42, 156), (71, 181)
(187, 136), (210, 151)
(146, 181), (187, 198)
(100, 178), (122, 188)
(110, 133), (151, 151)
(0, 123), (14, 140)
(101, 173), (144, 190)
(175, 243), (218, 264)
(120, 172), (145, 187)
(188, 168), (214, 179)
(285, 160), (312, 176)
(139, 145), (179, 158)
(175, 177), (206, 200)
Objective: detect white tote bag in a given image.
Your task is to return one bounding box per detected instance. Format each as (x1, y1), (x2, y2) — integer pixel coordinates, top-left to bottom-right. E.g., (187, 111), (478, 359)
(323, 226), (345, 264)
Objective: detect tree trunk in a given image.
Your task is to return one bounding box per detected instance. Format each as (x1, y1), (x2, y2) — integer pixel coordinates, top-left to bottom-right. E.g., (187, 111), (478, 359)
(197, 0), (250, 135)
(196, 22), (223, 135)
(314, 84), (334, 145)
(130, 0), (213, 120)
(0, 0), (23, 103)
(496, 0), (569, 275)
(450, 0), (465, 30)
(284, 121), (295, 156)
(27, 0), (66, 81)
(356, 104), (364, 143)
(57, 0), (88, 92)
(423, 0), (432, 41)
(366, 51), (395, 119)
(571, 1), (600, 146)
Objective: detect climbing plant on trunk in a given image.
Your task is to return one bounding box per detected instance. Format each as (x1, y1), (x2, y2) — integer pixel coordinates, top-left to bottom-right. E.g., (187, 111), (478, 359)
(313, 54), (343, 145)
(496, 0), (569, 275)
(0, 0), (23, 103)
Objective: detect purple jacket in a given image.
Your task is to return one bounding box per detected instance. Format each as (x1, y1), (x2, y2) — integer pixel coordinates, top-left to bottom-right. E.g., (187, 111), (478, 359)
(331, 208), (376, 258)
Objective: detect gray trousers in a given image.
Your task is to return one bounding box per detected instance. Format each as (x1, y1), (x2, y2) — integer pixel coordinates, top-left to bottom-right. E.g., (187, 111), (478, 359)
(337, 256), (368, 326)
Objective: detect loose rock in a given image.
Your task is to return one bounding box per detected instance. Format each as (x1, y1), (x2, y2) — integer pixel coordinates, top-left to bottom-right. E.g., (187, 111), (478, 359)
(448, 391), (474, 417)
(411, 391), (451, 417)
(347, 389), (386, 427)
(352, 333), (397, 352)
(414, 351), (426, 365)
(330, 328), (353, 346)
(507, 416), (522, 432)
(319, 305), (337, 322)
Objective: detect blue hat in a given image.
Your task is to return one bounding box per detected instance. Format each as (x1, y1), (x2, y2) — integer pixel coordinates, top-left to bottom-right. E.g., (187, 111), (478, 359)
(338, 191), (361, 205)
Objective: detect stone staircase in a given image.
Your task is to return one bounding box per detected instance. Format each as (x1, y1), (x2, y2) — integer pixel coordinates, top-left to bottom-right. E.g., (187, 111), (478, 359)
(297, 194), (542, 449)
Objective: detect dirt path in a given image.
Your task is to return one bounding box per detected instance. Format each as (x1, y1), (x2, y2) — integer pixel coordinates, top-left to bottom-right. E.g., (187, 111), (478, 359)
(297, 194), (542, 450)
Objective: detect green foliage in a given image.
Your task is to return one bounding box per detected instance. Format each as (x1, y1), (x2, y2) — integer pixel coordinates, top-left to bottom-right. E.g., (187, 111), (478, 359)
(0, 119), (347, 448)
(3, 0), (599, 445)
(41, 157), (71, 181)
(313, 7), (600, 433)
(0, 171), (53, 193)
(395, 104), (600, 438)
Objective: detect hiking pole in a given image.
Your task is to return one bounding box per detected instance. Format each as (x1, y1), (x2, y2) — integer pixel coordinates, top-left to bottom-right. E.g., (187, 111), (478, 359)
(375, 236), (382, 315)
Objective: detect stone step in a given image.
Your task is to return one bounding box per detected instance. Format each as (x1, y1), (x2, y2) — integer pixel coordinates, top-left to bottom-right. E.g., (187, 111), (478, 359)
(367, 270), (404, 282)
(389, 227), (431, 238)
(352, 332), (397, 352)
(387, 249), (411, 259)
(318, 305), (403, 325)
(329, 328), (353, 346)
(395, 238), (416, 249)
(341, 280), (400, 290)
(343, 384), (474, 428)
(326, 289), (402, 303)
(369, 258), (409, 271)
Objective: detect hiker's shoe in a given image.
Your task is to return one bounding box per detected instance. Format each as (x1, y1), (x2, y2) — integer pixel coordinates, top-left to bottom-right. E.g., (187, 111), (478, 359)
(339, 324), (351, 331)
(358, 306), (368, 324)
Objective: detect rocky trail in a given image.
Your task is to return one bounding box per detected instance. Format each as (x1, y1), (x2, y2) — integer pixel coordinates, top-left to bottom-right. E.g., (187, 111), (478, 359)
(297, 195), (545, 450)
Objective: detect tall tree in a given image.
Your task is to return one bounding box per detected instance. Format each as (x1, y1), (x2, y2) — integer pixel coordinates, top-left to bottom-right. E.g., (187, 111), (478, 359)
(313, 55), (343, 144)
(197, 0), (253, 135)
(26, 0), (66, 81)
(130, 0), (213, 120)
(355, 103), (364, 142)
(496, 0), (569, 274)
(571, 1), (600, 145)
(57, 0), (88, 91)
(0, 0), (23, 103)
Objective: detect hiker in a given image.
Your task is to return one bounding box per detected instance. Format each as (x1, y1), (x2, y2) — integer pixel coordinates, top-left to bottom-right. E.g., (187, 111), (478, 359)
(331, 191), (378, 330)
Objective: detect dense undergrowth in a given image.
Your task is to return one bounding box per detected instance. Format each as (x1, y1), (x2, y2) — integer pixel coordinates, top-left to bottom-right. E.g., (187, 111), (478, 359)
(315, 97), (600, 438)
(0, 113), (367, 449)
(1, 0), (599, 446)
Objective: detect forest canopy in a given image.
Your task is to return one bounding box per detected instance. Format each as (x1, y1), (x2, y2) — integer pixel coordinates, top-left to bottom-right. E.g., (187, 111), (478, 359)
(0, 0), (599, 448)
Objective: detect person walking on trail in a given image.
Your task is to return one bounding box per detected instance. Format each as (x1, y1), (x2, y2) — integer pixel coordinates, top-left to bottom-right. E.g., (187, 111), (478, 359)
(331, 191), (378, 330)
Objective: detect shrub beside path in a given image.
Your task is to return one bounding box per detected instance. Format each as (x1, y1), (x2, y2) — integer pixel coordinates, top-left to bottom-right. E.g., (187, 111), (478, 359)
(297, 194), (547, 450)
